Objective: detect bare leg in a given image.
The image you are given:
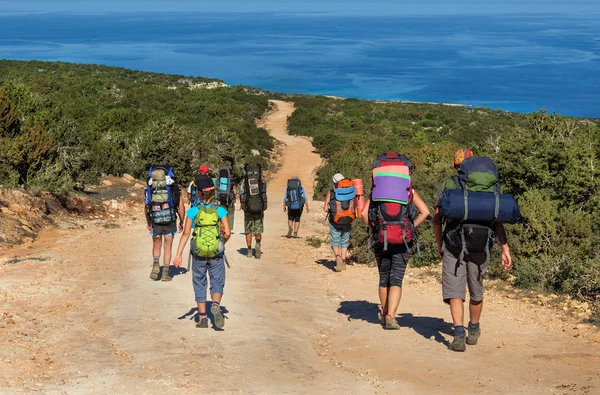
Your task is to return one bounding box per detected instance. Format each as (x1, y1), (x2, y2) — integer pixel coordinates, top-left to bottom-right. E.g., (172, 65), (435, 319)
(212, 292), (222, 305)
(378, 286), (389, 314)
(245, 233), (252, 249)
(449, 298), (465, 327)
(293, 220), (300, 233)
(340, 247), (348, 261)
(332, 245), (340, 259)
(288, 219), (294, 229)
(469, 299), (483, 325)
(197, 302), (206, 315)
(163, 235), (174, 266)
(255, 233), (262, 244)
(386, 286), (402, 317)
(152, 237), (162, 259)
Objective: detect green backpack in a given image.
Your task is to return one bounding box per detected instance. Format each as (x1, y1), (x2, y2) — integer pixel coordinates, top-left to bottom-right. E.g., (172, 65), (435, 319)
(192, 204), (223, 258)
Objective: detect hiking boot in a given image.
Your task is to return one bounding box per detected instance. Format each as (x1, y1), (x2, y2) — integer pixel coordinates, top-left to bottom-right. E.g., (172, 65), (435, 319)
(334, 256), (346, 272)
(255, 243), (262, 259)
(196, 317), (209, 328)
(293, 232), (298, 238)
(150, 259), (160, 281)
(161, 266), (172, 282)
(384, 315), (400, 330)
(377, 305), (386, 326)
(210, 303), (225, 329)
(247, 248), (253, 258)
(286, 228), (293, 238)
(449, 333), (467, 352)
(466, 323), (481, 345)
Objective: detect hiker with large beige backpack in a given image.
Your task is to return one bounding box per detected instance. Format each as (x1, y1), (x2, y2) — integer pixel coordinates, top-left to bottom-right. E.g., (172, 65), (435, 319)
(360, 153), (429, 330)
(145, 165), (185, 282)
(239, 163), (268, 259)
(173, 176), (231, 329)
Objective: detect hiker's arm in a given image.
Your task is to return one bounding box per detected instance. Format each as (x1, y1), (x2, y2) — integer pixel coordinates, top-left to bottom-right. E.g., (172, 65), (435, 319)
(412, 191), (430, 227)
(177, 192), (185, 232)
(283, 194), (287, 212)
(433, 206), (443, 257)
(145, 206), (152, 231)
(496, 223), (512, 271)
(323, 190), (330, 213)
(360, 198), (371, 227)
(303, 189), (309, 212)
(221, 215), (231, 242)
(173, 217), (193, 267)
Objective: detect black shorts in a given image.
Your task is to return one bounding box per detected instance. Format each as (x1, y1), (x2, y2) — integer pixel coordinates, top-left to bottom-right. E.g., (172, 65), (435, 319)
(375, 243), (413, 288)
(287, 208), (303, 222)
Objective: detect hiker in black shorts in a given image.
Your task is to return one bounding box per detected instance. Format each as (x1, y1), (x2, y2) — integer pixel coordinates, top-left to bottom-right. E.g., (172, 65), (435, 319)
(283, 176), (309, 238)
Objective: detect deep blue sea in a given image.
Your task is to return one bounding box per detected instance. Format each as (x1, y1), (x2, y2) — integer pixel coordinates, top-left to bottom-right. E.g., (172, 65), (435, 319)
(2, 12), (600, 117)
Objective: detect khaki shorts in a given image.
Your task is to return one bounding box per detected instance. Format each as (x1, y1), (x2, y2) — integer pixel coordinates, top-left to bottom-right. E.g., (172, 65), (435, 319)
(442, 245), (488, 303)
(244, 215), (264, 235)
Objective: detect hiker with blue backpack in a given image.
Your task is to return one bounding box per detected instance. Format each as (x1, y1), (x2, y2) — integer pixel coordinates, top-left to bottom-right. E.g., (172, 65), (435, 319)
(283, 176), (309, 238)
(360, 153), (430, 330)
(173, 175), (231, 329)
(434, 149), (518, 352)
(324, 173), (356, 272)
(145, 165), (185, 282)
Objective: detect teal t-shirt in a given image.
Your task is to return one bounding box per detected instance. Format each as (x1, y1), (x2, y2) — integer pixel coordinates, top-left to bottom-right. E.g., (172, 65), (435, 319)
(186, 202), (228, 228)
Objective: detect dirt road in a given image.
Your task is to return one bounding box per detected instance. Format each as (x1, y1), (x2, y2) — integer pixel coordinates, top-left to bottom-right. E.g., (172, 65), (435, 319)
(1, 100), (600, 394)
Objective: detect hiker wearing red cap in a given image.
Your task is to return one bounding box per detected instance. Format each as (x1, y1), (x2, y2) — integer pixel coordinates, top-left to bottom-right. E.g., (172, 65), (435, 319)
(174, 175), (231, 329)
(434, 149), (512, 352)
(187, 165), (210, 204)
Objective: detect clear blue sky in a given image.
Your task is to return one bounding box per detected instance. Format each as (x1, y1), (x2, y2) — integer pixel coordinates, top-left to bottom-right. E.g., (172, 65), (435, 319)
(2, 0), (600, 15)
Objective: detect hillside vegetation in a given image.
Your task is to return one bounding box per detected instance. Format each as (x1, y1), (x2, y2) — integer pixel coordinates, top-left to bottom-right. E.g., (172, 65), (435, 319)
(287, 96), (600, 304)
(0, 60), (273, 193)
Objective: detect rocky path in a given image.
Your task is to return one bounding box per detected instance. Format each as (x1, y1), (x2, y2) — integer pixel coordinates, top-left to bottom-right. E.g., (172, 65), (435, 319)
(1, 100), (599, 394)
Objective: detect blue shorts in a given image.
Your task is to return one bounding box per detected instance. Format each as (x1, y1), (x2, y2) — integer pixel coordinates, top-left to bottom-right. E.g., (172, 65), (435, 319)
(329, 222), (351, 248)
(150, 222), (177, 238)
(192, 255), (226, 303)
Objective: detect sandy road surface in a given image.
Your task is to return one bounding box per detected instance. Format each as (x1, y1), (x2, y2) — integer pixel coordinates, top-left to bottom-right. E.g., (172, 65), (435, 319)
(1, 100), (600, 394)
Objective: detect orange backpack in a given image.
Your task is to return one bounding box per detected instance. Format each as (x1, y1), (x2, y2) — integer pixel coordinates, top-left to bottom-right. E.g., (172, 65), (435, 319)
(329, 179), (357, 225)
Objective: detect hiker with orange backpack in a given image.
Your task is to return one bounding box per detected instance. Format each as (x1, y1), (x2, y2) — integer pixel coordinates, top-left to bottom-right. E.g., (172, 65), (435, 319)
(434, 149), (517, 351)
(360, 153), (429, 330)
(324, 173), (356, 272)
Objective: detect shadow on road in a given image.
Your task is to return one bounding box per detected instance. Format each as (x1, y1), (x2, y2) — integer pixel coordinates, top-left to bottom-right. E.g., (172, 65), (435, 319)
(178, 304), (230, 330)
(315, 259), (337, 272)
(337, 300), (380, 324)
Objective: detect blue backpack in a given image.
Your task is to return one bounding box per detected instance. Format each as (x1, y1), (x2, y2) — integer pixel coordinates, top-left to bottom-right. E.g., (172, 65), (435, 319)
(144, 165), (177, 225)
(286, 178), (304, 210)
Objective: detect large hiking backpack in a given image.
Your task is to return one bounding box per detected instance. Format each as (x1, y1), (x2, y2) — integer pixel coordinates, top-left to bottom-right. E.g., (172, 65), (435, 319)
(286, 178), (304, 210)
(438, 156), (520, 262)
(329, 178), (356, 225)
(242, 163), (266, 215)
(145, 165), (177, 225)
(192, 203), (224, 258)
(217, 166), (234, 206)
(369, 153), (416, 251)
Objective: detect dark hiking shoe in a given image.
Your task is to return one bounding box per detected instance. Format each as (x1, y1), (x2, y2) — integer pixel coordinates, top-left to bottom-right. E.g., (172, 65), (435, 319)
(150, 260), (160, 281)
(196, 317), (209, 328)
(286, 228), (293, 238)
(334, 256), (346, 272)
(377, 305), (386, 326)
(255, 243), (262, 259)
(449, 333), (466, 352)
(467, 323), (481, 345)
(210, 303), (225, 329)
(161, 266), (172, 282)
(384, 315), (400, 330)
(247, 248), (253, 258)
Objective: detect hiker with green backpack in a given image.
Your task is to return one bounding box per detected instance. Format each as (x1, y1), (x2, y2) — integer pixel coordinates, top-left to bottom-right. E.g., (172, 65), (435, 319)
(145, 165), (185, 282)
(360, 153), (430, 330)
(434, 149), (518, 352)
(173, 176), (231, 329)
(239, 163), (267, 259)
(283, 176), (309, 238)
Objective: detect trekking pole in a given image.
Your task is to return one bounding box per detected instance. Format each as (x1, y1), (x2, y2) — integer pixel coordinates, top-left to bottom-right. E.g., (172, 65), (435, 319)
(187, 250), (192, 272)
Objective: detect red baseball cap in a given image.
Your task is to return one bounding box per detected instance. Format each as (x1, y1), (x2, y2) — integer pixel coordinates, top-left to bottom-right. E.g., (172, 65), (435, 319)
(197, 165), (209, 175)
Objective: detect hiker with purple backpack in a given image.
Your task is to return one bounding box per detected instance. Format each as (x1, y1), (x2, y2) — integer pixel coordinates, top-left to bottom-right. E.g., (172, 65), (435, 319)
(360, 153), (429, 330)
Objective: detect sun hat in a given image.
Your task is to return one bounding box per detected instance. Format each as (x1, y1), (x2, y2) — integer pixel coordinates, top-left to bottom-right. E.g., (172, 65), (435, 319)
(194, 175), (214, 191)
(332, 173), (344, 183)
